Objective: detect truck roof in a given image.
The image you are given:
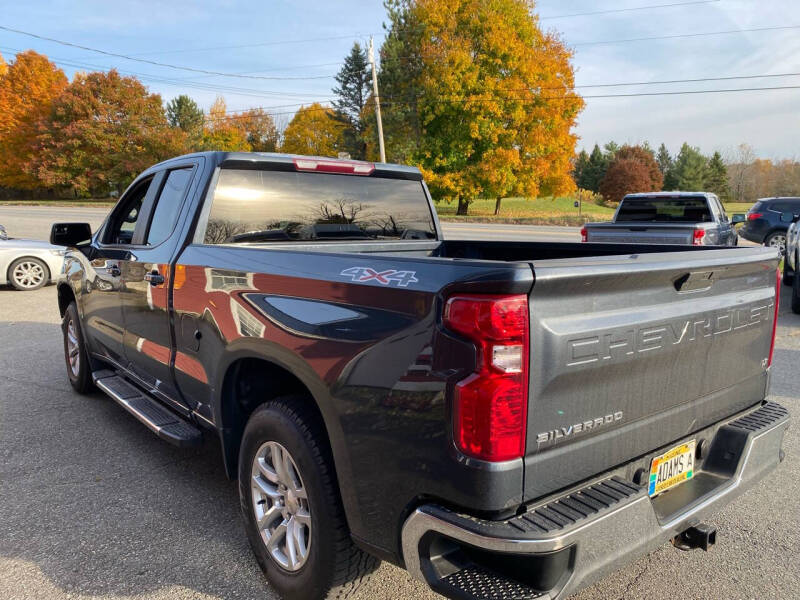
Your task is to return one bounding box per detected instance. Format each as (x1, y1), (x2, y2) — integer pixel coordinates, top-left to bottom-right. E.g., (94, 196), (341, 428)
(151, 151), (422, 179)
(622, 191), (717, 199)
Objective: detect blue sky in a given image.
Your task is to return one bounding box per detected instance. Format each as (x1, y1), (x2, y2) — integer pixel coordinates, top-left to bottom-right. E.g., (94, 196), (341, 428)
(2, 0), (799, 158)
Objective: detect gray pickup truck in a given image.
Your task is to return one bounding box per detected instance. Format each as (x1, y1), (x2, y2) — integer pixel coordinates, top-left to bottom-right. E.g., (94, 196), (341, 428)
(50, 152), (788, 600)
(582, 192), (742, 246)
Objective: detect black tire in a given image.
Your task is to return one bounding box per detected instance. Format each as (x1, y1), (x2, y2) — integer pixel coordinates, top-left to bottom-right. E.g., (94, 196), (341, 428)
(62, 302), (95, 393)
(792, 264), (800, 314)
(239, 397), (379, 600)
(783, 259), (793, 286)
(765, 231), (787, 256)
(8, 256), (49, 290)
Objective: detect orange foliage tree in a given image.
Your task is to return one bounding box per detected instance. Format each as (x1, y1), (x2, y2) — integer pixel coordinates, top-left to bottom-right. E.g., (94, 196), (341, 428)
(281, 103), (346, 157)
(0, 50), (68, 190)
(30, 69), (187, 196)
(614, 145), (663, 191)
(382, 0), (584, 214)
(598, 158), (656, 204)
(201, 97), (251, 152)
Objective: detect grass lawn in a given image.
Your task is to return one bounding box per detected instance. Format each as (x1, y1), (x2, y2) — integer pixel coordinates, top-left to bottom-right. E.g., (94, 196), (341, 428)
(435, 196), (615, 226)
(0, 198), (115, 207)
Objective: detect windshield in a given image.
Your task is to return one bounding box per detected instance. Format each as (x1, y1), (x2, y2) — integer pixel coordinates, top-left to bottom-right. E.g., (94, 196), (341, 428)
(201, 168), (437, 244)
(616, 196), (712, 223)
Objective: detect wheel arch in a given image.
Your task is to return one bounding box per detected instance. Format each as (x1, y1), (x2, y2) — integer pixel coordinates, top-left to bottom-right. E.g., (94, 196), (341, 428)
(215, 353), (345, 488)
(57, 282), (76, 316)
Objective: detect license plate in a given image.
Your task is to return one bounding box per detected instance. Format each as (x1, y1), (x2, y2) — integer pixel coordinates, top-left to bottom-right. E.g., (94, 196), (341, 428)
(648, 440), (696, 497)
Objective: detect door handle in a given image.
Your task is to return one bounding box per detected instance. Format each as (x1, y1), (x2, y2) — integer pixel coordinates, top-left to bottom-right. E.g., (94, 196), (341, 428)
(144, 270), (165, 286)
(108, 264), (121, 277)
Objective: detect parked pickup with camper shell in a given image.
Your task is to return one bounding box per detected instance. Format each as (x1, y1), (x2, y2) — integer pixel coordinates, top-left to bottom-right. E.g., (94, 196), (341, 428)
(581, 191), (742, 246)
(51, 152), (789, 600)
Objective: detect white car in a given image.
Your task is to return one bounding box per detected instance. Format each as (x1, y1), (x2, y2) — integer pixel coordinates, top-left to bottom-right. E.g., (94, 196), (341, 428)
(0, 225), (66, 290)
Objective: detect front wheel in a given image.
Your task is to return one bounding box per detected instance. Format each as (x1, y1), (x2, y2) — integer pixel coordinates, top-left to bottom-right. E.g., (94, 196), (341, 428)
(62, 302), (94, 393)
(239, 398), (378, 600)
(8, 257), (49, 290)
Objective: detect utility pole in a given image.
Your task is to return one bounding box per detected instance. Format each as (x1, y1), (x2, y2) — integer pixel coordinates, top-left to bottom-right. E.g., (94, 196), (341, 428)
(368, 36), (386, 163)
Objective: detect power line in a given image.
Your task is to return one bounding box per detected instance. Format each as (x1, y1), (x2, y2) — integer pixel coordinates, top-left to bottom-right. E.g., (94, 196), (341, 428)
(37, 0), (721, 59)
(541, 0), (720, 20)
(0, 46), (336, 99)
(204, 84), (800, 122)
(574, 24), (800, 46)
(0, 25), (339, 81)
(130, 33), (380, 56)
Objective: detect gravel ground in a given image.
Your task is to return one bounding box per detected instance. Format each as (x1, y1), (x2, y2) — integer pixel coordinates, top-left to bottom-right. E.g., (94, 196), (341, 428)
(0, 208), (796, 599)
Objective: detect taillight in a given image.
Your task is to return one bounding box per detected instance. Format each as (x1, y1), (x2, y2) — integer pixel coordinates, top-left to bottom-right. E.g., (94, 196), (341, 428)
(747, 213), (763, 221)
(443, 294), (529, 462)
(580, 226), (588, 242)
(692, 228), (706, 245)
(769, 268), (781, 367)
(293, 157), (375, 175)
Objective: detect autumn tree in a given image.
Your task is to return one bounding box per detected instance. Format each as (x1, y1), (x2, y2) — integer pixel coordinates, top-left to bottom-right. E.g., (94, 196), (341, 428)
(281, 103), (346, 156)
(704, 151), (731, 200)
(673, 143), (708, 191)
(0, 53), (7, 77)
(234, 108), (279, 152)
(598, 158), (654, 205)
(166, 94), (204, 146)
(615, 144), (663, 190)
(0, 50), (68, 190)
(382, 0), (583, 215)
(332, 43), (371, 159)
(201, 97), (251, 152)
(30, 69), (186, 196)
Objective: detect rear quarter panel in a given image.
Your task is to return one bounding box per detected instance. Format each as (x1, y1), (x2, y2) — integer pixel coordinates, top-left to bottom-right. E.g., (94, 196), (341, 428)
(171, 242), (533, 557)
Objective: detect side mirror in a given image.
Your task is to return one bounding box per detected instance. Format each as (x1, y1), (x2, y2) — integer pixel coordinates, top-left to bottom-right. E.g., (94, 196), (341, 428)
(50, 223), (92, 247)
(0, 224), (7, 240)
(731, 214), (745, 224)
(780, 212), (794, 223)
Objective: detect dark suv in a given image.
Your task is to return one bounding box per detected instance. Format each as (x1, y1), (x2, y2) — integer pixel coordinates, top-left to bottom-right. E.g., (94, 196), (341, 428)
(737, 197), (800, 254)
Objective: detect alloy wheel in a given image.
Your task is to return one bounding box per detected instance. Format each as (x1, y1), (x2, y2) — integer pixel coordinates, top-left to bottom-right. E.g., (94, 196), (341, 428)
(12, 261), (45, 289)
(65, 318), (80, 377)
(251, 441), (312, 571)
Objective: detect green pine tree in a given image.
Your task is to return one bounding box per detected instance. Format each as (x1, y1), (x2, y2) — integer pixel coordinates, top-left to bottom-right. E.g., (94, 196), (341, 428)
(673, 143), (708, 191)
(332, 42), (371, 159)
(572, 149), (589, 188)
(166, 95), (203, 145)
(704, 151), (731, 200)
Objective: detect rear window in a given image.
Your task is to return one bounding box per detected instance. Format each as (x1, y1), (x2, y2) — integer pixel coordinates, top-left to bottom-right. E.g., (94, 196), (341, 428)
(616, 196), (712, 223)
(200, 169), (436, 244)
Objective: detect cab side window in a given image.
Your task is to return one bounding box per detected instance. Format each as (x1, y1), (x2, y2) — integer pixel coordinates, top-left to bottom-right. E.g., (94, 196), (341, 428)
(105, 177), (153, 245)
(146, 168), (193, 246)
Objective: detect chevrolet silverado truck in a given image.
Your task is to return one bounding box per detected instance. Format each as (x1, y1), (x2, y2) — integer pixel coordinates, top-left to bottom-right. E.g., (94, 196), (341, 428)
(51, 152), (789, 600)
(581, 192), (743, 246)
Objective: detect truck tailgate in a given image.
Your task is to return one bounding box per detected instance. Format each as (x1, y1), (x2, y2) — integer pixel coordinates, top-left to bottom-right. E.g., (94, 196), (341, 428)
(524, 247), (778, 500)
(585, 224), (695, 244)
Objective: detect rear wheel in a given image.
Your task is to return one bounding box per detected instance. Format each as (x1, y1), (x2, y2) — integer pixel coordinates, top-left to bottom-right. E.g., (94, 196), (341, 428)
(8, 257), (48, 290)
(239, 398), (379, 599)
(765, 231), (787, 256)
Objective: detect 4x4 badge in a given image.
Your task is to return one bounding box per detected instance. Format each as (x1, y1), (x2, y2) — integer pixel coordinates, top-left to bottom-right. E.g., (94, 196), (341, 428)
(340, 266), (419, 287)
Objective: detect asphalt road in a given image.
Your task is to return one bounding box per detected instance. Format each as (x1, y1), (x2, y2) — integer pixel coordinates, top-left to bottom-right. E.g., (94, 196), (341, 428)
(0, 209), (797, 600)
